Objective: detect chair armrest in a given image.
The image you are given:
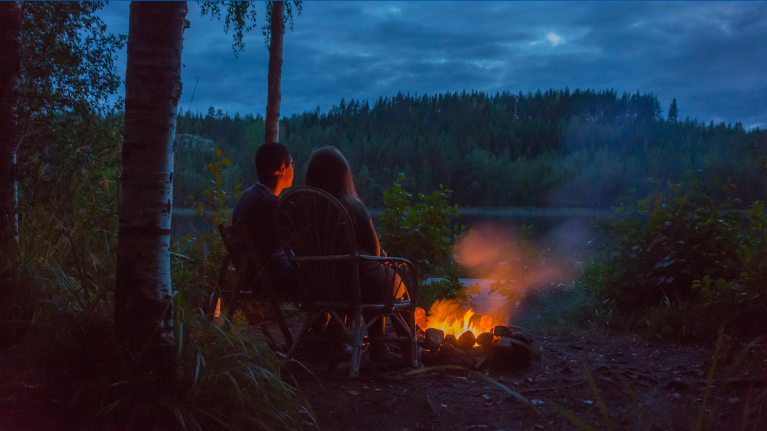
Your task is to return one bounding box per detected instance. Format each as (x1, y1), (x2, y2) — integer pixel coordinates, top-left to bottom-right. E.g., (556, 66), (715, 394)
(289, 254), (358, 263)
(358, 255), (418, 306)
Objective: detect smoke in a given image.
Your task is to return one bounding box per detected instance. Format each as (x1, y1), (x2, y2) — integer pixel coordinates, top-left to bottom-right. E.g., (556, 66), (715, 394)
(453, 220), (591, 322)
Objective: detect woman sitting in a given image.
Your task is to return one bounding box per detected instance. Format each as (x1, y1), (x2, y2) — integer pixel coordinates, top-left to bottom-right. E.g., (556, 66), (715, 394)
(305, 146), (409, 362)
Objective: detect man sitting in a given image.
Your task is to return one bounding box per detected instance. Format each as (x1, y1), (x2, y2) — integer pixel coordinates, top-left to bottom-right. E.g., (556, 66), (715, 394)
(232, 142), (297, 299)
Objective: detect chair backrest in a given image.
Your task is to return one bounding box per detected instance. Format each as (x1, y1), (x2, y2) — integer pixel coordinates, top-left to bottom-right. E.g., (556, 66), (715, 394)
(276, 187), (361, 304)
(217, 223), (271, 294)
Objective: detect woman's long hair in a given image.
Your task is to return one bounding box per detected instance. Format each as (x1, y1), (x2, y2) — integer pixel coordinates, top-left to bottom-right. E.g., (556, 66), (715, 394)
(305, 146), (359, 208)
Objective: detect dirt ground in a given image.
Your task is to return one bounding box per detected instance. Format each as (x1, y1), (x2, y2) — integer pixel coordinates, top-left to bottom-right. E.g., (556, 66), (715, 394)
(293, 328), (767, 431)
(2, 325), (765, 431)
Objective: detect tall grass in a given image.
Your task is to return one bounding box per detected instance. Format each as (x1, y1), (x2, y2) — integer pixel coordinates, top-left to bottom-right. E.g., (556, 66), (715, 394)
(1, 181), (313, 430)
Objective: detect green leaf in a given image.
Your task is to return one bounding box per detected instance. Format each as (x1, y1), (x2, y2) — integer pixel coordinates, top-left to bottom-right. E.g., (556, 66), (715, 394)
(215, 148), (222, 158)
(222, 158), (231, 165)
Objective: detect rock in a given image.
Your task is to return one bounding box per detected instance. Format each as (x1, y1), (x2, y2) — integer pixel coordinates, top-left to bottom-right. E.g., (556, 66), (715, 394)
(416, 333), (425, 347)
(461, 355), (477, 369)
(457, 331), (476, 351)
(475, 355), (490, 370)
(510, 331), (533, 346)
(493, 325), (513, 338)
(437, 341), (456, 362)
(424, 328), (444, 352)
(421, 350), (439, 367)
(443, 334), (458, 348)
(415, 307), (427, 330)
(489, 336), (535, 371)
(445, 345), (474, 368)
(475, 332), (495, 347)
(468, 346), (487, 357)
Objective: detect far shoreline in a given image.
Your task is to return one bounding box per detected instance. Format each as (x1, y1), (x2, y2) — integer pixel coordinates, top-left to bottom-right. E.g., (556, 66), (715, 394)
(172, 207), (617, 217)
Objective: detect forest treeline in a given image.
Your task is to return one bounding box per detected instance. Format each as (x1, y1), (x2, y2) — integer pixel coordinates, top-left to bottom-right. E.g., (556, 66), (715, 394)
(174, 88), (767, 209)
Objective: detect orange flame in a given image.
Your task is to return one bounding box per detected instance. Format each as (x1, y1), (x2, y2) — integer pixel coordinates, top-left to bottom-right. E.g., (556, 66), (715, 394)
(424, 299), (495, 338)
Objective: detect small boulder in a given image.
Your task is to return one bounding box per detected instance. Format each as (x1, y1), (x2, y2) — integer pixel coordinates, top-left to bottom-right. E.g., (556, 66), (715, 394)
(421, 349), (439, 367)
(475, 332), (495, 347)
(493, 325), (513, 338)
(474, 355), (490, 370)
(489, 336), (535, 371)
(510, 331), (533, 346)
(468, 346), (487, 357)
(424, 328), (444, 352)
(443, 334), (459, 348)
(437, 341), (456, 362)
(457, 331), (476, 351)
(416, 333), (425, 346)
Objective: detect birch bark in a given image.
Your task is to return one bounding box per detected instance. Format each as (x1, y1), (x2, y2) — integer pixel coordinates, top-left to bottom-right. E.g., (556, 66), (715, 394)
(115, 1), (187, 356)
(264, 1), (284, 144)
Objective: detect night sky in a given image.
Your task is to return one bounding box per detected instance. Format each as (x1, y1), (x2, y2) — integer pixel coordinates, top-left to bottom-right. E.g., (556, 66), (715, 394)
(100, 1), (767, 129)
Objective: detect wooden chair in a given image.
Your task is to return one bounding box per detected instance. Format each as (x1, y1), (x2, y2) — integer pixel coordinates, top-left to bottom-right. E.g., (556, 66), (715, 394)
(214, 223), (294, 351)
(276, 187), (419, 377)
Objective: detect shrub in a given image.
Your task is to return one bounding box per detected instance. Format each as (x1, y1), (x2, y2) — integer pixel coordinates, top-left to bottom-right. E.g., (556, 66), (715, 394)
(378, 173), (466, 306)
(584, 170), (767, 339)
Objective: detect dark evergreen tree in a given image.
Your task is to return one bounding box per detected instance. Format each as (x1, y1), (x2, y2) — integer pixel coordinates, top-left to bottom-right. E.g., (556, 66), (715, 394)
(668, 98), (679, 122)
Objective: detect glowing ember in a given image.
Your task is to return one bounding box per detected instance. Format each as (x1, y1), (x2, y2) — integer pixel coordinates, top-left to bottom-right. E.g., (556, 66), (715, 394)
(424, 299), (495, 338)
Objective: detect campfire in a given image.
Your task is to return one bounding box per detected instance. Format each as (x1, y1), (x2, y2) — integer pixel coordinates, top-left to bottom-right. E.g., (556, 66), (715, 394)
(413, 299), (537, 371)
(423, 300), (495, 341)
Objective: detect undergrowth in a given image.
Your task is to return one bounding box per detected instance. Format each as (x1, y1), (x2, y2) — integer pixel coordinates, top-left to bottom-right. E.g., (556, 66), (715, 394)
(582, 168), (767, 340)
(0, 151), (313, 430)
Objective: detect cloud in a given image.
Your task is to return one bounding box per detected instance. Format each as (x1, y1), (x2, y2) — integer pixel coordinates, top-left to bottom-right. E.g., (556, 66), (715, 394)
(546, 32), (562, 45)
(97, 1), (767, 127)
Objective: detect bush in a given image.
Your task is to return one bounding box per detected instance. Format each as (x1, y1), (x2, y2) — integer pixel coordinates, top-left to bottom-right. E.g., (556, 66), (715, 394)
(378, 173), (466, 306)
(584, 170), (767, 339)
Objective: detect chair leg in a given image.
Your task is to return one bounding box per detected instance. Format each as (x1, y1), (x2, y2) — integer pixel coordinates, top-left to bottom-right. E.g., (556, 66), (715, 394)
(349, 308), (363, 378)
(393, 312), (418, 369)
(270, 301), (294, 349)
(286, 310), (330, 360)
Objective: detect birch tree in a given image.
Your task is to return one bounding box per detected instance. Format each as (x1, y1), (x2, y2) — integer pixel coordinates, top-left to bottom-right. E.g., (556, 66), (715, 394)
(199, 1), (301, 143)
(264, 1), (284, 143)
(114, 1), (187, 357)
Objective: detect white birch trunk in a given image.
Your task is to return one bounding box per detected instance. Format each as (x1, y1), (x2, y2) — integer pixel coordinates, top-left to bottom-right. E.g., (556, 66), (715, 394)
(115, 1), (187, 357)
(264, 1), (284, 144)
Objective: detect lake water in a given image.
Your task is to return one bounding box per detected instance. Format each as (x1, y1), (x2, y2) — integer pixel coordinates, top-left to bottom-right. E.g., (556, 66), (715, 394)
(171, 207), (609, 241)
